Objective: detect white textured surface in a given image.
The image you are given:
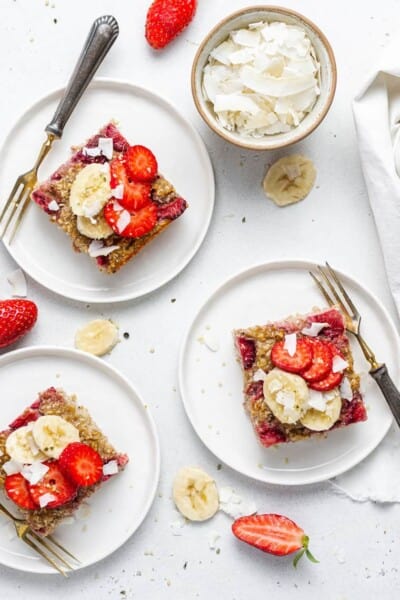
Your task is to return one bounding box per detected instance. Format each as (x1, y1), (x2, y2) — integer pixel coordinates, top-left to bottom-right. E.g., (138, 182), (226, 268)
(1, 0), (400, 597)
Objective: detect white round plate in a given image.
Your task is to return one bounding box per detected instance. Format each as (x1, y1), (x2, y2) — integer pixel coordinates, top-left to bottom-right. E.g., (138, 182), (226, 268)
(179, 260), (398, 485)
(0, 346), (160, 574)
(0, 79), (214, 303)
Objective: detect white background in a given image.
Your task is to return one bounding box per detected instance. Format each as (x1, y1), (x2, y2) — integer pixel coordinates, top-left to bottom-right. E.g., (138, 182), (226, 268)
(1, 0), (400, 597)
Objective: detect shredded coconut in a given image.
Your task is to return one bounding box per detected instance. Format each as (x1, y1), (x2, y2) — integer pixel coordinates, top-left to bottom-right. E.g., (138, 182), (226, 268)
(202, 20), (320, 137)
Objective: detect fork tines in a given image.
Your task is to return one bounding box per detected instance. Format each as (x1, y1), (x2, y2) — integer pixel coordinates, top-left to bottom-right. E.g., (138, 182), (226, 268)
(309, 262), (358, 322)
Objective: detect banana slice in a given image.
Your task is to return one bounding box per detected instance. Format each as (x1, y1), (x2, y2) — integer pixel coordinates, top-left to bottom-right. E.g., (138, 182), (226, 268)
(6, 424), (47, 464)
(263, 155), (316, 206)
(263, 368), (309, 424)
(76, 212), (113, 239)
(173, 466), (219, 521)
(300, 389), (342, 432)
(70, 163), (112, 218)
(32, 415), (80, 459)
(75, 319), (119, 356)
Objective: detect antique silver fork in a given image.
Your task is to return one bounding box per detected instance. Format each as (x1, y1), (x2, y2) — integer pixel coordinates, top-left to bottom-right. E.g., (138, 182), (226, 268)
(0, 502), (80, 576)
(0, 14), (119, 243)
(310, 262), (400, 427)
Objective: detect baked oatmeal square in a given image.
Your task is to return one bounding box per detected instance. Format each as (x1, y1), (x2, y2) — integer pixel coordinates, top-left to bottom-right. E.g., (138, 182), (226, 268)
(31, 122), (188, 274)
(233, 307), (367, 448)
(0, 387), (128, 536)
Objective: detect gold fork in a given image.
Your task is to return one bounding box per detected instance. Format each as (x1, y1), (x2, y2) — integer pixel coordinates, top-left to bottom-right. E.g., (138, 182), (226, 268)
(0, 502), (80, 576)
(0, 15), (119, 243)
(310, 262), (400, 427)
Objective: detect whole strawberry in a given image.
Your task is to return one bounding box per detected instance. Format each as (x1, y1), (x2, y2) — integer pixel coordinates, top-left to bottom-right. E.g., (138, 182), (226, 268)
(0, 299), (38, 349)
(145, 0), (197, 50)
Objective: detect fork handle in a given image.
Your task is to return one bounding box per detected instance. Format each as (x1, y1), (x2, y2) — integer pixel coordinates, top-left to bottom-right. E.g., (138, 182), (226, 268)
(370, 363), (400, 427)
(45, 15), (119, 138)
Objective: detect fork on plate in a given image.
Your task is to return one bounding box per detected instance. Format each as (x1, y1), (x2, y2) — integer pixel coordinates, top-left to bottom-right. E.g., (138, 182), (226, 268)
(310, 262), (400, 427)
(0, 14), (119, 243)
(0, 502), (80, 576)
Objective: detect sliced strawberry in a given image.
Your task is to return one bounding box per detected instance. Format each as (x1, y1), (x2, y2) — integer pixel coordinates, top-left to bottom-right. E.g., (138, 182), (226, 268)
(59, 442), (103, 487)
(237, 336), (256, 370)
(309, 370), (343, 391)
(104, 200), (157, 238)
(5, 473), (38, 510)
(121, 181), (152, 212)
(309, 344), (345, 391)
(110, 158), (152, 211)
(301, 339), (332, 383)
(29, 461), (77, 508)
(232, 514), (318, 566)
(271, 338), (313, 374)
(125, 145), (158, 183)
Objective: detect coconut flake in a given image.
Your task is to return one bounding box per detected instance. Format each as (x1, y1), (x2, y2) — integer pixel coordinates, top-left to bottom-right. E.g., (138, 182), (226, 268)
(332, 356), (349, 373)
(219, 486), (257, 519)
(117, 210), (131, 234)
(7, 268), (27, 297)
(253, 368), (267, 382)
(208, 531), (221, 550)
(111, 183), (124, 200)
(88, 240), (120, 258)
(83, 146), (102, 157)
(202, 333), (220, 352)
(102, 460), (119, 476)
(301, 322), (329, 337)
(284, 333), (297, 357)
(98, 137), (114, 160)
(170, 515), (186, 536)
(2, 459), (22, 475)
(308, 391), (327, 412)
(231, 28), (261, 47)
(39, 493), (57, 508)
(47, 199), (60, 212)
(20, 462), (49, 485)
(340, 378), (353, 400)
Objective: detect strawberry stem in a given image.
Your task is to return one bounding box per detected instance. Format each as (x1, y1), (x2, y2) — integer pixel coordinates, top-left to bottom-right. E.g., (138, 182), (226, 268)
(293, 535), (319, 568)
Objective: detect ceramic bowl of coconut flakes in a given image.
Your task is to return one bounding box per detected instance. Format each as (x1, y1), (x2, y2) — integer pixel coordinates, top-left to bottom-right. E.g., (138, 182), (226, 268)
(191, 6), (337, 150)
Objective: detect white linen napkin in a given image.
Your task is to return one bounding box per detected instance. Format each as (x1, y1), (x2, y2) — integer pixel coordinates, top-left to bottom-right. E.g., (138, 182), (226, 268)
(353, 39), (400, 311)
(333, 41), (400, 503)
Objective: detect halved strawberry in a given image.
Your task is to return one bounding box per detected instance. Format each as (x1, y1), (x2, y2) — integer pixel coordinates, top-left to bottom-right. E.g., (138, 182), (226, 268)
(59, 442), (103, 487)
(110, 158), (152, 211)
(125, 145), (158, 183)
(232, 513), (318, 566)
(301, 338), (332, 383)
(29, 461), (77, 508)
(271, 338), (313, 374)
(104, 200), (157, 238)
(309, 344), (345, 391)
(5, 473), (38, 510)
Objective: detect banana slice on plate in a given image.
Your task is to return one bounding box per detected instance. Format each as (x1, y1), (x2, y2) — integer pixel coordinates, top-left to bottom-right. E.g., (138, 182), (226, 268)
(173, 466), (219, 521)
(32, 415), (80, 459)
(70, 163), (112, 218)
(300, 389), (342, 431)
(77, 212), (113, 239)
(263, 368), (309, 424)
(263, 155), (316, 206)
(6, 424), (47, 463)
(75, 319), (119, 357)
